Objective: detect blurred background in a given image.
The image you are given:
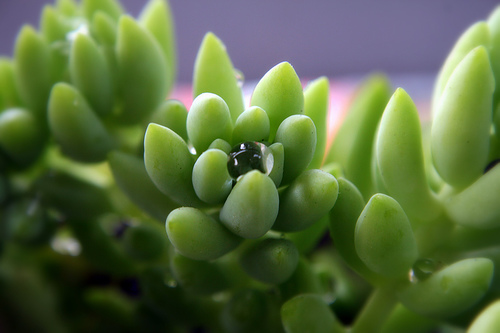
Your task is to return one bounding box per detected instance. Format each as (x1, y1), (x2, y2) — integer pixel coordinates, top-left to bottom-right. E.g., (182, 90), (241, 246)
(0, 0), (498, 83)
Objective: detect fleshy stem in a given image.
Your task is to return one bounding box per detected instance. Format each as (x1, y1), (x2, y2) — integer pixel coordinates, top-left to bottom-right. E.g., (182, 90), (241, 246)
(350, 287), (398, 333)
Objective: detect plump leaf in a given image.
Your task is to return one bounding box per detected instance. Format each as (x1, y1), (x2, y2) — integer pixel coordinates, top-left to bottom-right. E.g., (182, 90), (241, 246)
(193, 32), (243, 122)
(240, 238), (299, 284)
(431, 46), (494, 189)
(376, 88), (441, 221)
(139, 0), (177, 93)
(166, 207), (241, 260)
(186, 92), (233, 153)
(144, 123), (201, 207)
(281, 294), (344, 333)
(48, 83), (115, 163)
(232, 106), (270, 144)
(399, 258), (494, 319)
(192, 149), (232, 204)
(274, 115), (316, 184)
(273, 169), (338, 232)
(220, 170), (279, 239)
(70, 33), (113, 117)
(355, 193), (418, 277)
(0, 108), (45, 168)
(115, 16), (168, 124)
(14, 25), (51, 119)
(304, 77), (329, 169)
(251, 62), (304, 142)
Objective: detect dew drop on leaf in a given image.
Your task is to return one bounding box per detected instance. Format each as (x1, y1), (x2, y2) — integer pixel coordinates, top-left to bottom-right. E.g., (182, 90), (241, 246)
(409, 258), (437, 283)
(227, 141), (273, 179)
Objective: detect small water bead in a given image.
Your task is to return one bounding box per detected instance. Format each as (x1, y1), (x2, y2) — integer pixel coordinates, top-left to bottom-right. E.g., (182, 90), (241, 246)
(409, 258), (438, 283)
(227, 141), (274, 179)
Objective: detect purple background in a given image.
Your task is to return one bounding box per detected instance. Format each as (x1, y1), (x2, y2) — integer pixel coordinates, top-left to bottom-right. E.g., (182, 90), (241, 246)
(0, 0), (498, 82)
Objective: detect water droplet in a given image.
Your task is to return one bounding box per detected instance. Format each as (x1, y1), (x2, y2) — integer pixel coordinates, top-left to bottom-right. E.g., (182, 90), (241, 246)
(227, 141), (274, 179)
(409, 258), (437, 283)
(234, 68), (245, 88)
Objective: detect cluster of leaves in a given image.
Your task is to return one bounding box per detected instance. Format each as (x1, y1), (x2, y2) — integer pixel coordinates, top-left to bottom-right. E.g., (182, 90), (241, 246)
(2, 0), (500, 332)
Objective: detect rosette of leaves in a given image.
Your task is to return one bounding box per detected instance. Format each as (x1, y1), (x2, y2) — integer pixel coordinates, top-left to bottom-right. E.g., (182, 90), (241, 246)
(142, 32), (339, 291)
(322, 7), (500, 332)
(0, 0), (176, 169)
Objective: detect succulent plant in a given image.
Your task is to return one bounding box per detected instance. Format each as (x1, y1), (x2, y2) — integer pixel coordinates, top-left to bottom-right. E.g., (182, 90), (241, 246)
(2, 1), (500, 332)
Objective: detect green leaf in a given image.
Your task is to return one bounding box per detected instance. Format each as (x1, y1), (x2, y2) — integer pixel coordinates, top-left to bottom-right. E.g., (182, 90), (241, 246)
(91, 11), (118, 45)
(240, 238), (299, 284)
(232, 106), (270, 144)
(304, 77), (329, 169)
(355, 193), (418, 277)
(445, 164), (500, 229)
(399, 258), (493, 319)
(208, 138), (232, 154)
(432, 22), (490, 113)
(281, 294), (344, 333)
(144, 123), (201, 207)
(220, 170), (279, 239)
(221, 289), (278, 333)
(149, 99), (188, 142)
(0, 108), (45, 168)
(468, 300), (500, 333)
(48, 83), (115, 163)
(431, 46), (494, 189)
(140, 0), (177, 94)
(115, 16), (168, 124)
(70, 33), (113, 117)
(82, 0), (124, 22)
(0, 59), (23, 109)
(108, 151), (179, 221)
(329, 178), (378, 282)
(192, 149), (232, 204)
(274, 115), (316, 184)
(251, 62), (304, 142)
(55, 0), (79, 16)
(376, 88), (441, 221)
(193, 32), (244, 123)
(186, 92), (233, 153)
(14, 25), (51, 119)
(166, 207), (242, 260)
(273, 169), (338, 232)
(40, 5), (72, 43)
(325, 73), (391, 199)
